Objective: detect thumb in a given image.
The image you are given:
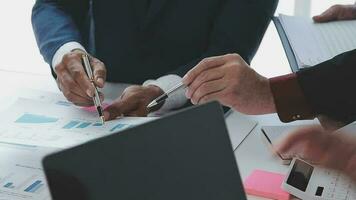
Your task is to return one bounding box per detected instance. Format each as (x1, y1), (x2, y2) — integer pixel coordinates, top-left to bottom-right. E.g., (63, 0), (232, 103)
(313, 6), (339, 23)
(90, 57), (107, 88)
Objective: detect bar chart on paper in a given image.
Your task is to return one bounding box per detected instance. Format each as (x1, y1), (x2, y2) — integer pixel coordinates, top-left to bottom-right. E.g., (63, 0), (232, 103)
(0, 142), (59, 200)
(0, 112), (134, 148)
(13, 112), (132, 132)
(0, 98), (153, 148)
(0, 164), (50, 200)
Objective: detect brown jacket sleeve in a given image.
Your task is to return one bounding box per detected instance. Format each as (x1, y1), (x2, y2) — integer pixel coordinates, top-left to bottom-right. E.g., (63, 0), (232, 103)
(296, 49), (356, 123)
(269, 49), (356, 124)
(269, 73), (314, 122)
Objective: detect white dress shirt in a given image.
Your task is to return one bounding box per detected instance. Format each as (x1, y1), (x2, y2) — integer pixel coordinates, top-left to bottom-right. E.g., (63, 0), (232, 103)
(52, 42), (188, 112)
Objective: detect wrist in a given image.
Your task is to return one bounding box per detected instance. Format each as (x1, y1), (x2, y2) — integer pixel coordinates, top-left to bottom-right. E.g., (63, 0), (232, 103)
(343, 143), (356, 180)
(263, 78), (277, 113)
(72, 48), (86, 54)
(52, 41), (86, 70)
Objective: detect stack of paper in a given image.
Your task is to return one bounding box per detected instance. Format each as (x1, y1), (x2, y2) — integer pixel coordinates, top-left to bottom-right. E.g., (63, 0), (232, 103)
(278, 14), (356, 68)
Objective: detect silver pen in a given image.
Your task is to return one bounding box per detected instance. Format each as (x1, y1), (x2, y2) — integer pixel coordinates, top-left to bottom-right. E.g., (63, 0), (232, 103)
(147, 82), (186, 109)
(82, 54), (105, 124)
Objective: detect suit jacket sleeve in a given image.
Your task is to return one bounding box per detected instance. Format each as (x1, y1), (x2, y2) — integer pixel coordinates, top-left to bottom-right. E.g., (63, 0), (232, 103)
(296, 49), (356, 123)
(31, 0), (89, 69)
(170, 0), (278, 76)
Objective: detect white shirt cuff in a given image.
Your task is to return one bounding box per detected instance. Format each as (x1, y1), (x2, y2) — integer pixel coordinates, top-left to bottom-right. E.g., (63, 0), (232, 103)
(52, 41), (86, 71)
(143, 74), (188, 112)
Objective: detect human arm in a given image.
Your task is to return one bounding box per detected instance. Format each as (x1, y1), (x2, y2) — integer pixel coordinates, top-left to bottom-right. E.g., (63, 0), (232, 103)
(274, 126), (356, 181)
(183, 49), (356, 123)
(32, 0), (89, 67)
(271, 49), (356, 123)
(32, 0), (106, 106)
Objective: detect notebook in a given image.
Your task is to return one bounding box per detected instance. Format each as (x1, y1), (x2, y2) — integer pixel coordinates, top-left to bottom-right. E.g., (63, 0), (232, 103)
(274, 14), (356, 71)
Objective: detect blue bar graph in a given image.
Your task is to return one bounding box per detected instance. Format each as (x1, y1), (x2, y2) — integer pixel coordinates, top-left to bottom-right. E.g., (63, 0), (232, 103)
(24, 180), (41, 193)
(110, 124), (126, 132)
(15, 114), (59, 124)
(30, 183), (43, 193)
(4, 182), (13, 188)
(92, 123), (103, 127)
(76, 122), (91, 128)
(55, 101), (72, 107)
(62, 121), (81, 129)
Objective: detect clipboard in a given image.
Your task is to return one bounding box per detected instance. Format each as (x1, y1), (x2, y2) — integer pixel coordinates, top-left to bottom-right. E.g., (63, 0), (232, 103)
(273, 17), (299, 72)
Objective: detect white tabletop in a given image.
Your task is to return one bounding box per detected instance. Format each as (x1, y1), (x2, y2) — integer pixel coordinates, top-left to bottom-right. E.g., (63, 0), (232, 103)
(232, 113), (317, 179)
(1, 68), (317, 200)
(230, 113), (318, 200)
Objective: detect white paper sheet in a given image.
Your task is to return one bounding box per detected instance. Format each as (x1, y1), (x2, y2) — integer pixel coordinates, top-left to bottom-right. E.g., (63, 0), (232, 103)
(0, 143), (57, 200)
(0, 98), (155, 148)
(279, 14), (356, 68)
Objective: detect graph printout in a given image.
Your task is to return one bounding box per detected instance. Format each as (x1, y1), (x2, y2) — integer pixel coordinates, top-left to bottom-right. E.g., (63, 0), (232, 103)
(0, 98), (155, 148)
(0, 143), (56, 200)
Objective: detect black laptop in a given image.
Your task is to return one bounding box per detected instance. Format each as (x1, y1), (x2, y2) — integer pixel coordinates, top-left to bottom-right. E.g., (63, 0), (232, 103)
(43, 102), (247, 200)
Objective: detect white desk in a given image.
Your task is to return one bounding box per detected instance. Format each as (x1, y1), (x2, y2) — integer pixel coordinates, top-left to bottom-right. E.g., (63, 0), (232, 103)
(230, 113), (317, 200)
(232, 113), (317, 179)
(0, 68), (317, 200)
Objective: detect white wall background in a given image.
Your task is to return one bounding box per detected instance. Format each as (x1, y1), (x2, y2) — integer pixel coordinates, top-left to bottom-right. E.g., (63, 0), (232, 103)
(0, 0), (354, 77)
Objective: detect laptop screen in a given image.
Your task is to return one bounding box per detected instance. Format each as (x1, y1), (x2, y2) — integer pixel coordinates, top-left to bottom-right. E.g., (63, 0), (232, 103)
(43, 102), (246, 200)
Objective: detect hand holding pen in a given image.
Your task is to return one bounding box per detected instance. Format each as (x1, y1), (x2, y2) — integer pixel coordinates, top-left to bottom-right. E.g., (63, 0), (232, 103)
(55, 49), (106, 108)
(81, 53), (106, 124)
(147, 82), (186, 109)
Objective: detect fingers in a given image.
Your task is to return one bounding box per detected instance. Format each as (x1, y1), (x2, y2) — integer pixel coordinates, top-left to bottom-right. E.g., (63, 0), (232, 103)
(90, 56), (106, 88)
(56, 66), (93, 106)
(274, 125), (356, 177)
(103, 101), (124, 121)
(313, 7), (337, 23)
(313, 5), (340, 23)
(182, 55), (228, 85)
(60, 52), (95, 97)
(103, 85), (163, 120)
(274, 126), (324, 157)
(185, 66), (225, 99)
(66, 57), (95, 97)
(190, 79), (226, 105)
(103, 98), (134, 121)
(55, 51), (107, 106)
(274, 126), (338, 165)
(198, 90), (227, 105)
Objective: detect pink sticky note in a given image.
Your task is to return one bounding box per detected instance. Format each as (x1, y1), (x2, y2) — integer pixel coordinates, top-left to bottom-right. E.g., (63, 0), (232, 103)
(244, 170), (290, 200)
(82, 103), (110, 112)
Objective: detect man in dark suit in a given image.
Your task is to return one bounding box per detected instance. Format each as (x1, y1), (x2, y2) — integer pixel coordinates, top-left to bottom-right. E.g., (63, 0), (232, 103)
(32, 0), (277, 120)
(183, 3), (356, 181)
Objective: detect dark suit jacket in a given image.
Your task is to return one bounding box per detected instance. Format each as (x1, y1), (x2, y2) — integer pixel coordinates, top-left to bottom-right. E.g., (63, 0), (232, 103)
(270, 49), (356, 124)
(297, 49), (356, 123)
(32, 0), (277, 83)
